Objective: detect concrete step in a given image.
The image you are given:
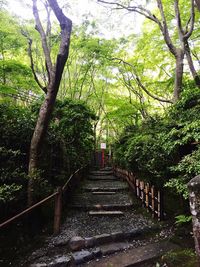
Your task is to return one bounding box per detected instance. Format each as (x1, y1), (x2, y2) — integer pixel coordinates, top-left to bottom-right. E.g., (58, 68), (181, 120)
(92, 191), (116, 195)
(89, 211), (124, 216)
(86, 241), (179, 267)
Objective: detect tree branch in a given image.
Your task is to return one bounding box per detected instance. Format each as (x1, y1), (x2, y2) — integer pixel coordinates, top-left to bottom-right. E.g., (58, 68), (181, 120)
(113, 57), (173, 104)
(98, 0), (177, 56)
(32, 0), (53, 77)
(174, 0), (184, 40)
(184, 0), (195, 39)
(156, 0), (177, 55)
(98, 0), (161, 24)
(47, 0), (72, 87)
(21, 30), (47, 94)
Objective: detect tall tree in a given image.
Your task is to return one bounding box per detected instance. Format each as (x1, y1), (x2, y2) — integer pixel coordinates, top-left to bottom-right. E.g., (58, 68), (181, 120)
(28, 0), (72, 205)
(98, 0), (197, 102)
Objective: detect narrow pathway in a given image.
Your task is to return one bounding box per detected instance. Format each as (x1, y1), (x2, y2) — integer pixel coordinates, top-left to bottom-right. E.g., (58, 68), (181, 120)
(26, 168), (174, 267)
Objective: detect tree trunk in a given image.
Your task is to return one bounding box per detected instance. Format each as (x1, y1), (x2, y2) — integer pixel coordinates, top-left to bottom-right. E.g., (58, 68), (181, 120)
(173, 49), (184, 102)
(185, 40), (200, 88)
(28, 0), (72, 206)
(28, 84), (58, 205)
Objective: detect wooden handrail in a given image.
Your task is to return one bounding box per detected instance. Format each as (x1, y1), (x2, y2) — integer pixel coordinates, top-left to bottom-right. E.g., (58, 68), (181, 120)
(0, 191), (58, 228)
(62, 167), (83, 192)
(113, 166), (163, 221)
(0, 166), (85, 232)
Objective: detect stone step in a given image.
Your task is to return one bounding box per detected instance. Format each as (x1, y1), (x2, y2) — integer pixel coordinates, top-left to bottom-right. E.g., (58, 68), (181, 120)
(70, 192), (132, 206)
(71, 242), (131, 265)
(89, 211), (124, 216)
(69, 203), (133, 211)
(86, 241), (179, 267)
(92, 191), (116, 195)
(87, 175), (117, 181)
(55, 225), (160, 249)
(100, 241), (131, 256)
(83, 186), (128, 192)
(83, 179), (128, 186)
(90, 170), (113, 176)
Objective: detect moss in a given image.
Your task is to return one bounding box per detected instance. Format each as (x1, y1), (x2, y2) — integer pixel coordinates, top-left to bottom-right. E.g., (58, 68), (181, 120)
(160, 248), (198, 267)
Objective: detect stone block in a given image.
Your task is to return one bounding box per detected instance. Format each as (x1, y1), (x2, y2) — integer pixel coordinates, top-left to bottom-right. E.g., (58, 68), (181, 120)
(69, 236), (85, 251)
(72, 250), (93, 264)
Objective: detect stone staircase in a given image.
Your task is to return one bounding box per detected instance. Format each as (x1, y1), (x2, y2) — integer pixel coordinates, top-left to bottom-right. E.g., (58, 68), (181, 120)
(69, 168), (133, 213)
(26, 168), (176, 267)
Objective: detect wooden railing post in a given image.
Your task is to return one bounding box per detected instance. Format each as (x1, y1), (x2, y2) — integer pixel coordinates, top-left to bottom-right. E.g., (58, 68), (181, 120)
(157, 190), (161, 221)
(54, 187), (62, 235)
(145, 183), (149, 211)
(112, 166), (164, 221)
(136, 179), (139, 197)
(151, 186), (155, 218)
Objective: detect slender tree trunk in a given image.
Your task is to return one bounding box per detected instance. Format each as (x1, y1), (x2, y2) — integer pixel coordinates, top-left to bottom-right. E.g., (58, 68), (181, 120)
(28, 82), (58, 205)
(27, 0), (72, 206)
(173, 49), (184, 102)
(185, 40), (200, 87)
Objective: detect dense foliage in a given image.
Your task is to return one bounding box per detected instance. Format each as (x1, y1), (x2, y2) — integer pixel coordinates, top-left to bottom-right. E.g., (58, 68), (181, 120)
(113, 86), (200, 202)
(1, 0), (200, 220)
(0, 99), (95, 216)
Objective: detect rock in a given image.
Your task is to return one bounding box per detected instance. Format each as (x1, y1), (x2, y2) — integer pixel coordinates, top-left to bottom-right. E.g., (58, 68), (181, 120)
(69, 236), (85, 251)
(48, 256), (71, 267)
(72, 250), (93, 264)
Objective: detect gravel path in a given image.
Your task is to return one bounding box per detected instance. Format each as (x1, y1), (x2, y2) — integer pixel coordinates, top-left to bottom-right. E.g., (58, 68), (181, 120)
(22, 169), (165, 266)
(49, 210), (155, 245)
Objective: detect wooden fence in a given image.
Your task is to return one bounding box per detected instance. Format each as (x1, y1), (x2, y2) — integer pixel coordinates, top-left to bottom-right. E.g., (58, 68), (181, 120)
(113, 167), (163, 221)
(0, 167), (86, 234)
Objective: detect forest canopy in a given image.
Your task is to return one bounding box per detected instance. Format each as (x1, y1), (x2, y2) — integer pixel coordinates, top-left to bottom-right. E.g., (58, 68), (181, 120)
(0, 0), (200, 217)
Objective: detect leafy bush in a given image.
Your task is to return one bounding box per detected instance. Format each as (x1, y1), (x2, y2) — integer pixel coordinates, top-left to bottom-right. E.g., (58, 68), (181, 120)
(0, 99), (95, 215)
(113, 87), (200, 197)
